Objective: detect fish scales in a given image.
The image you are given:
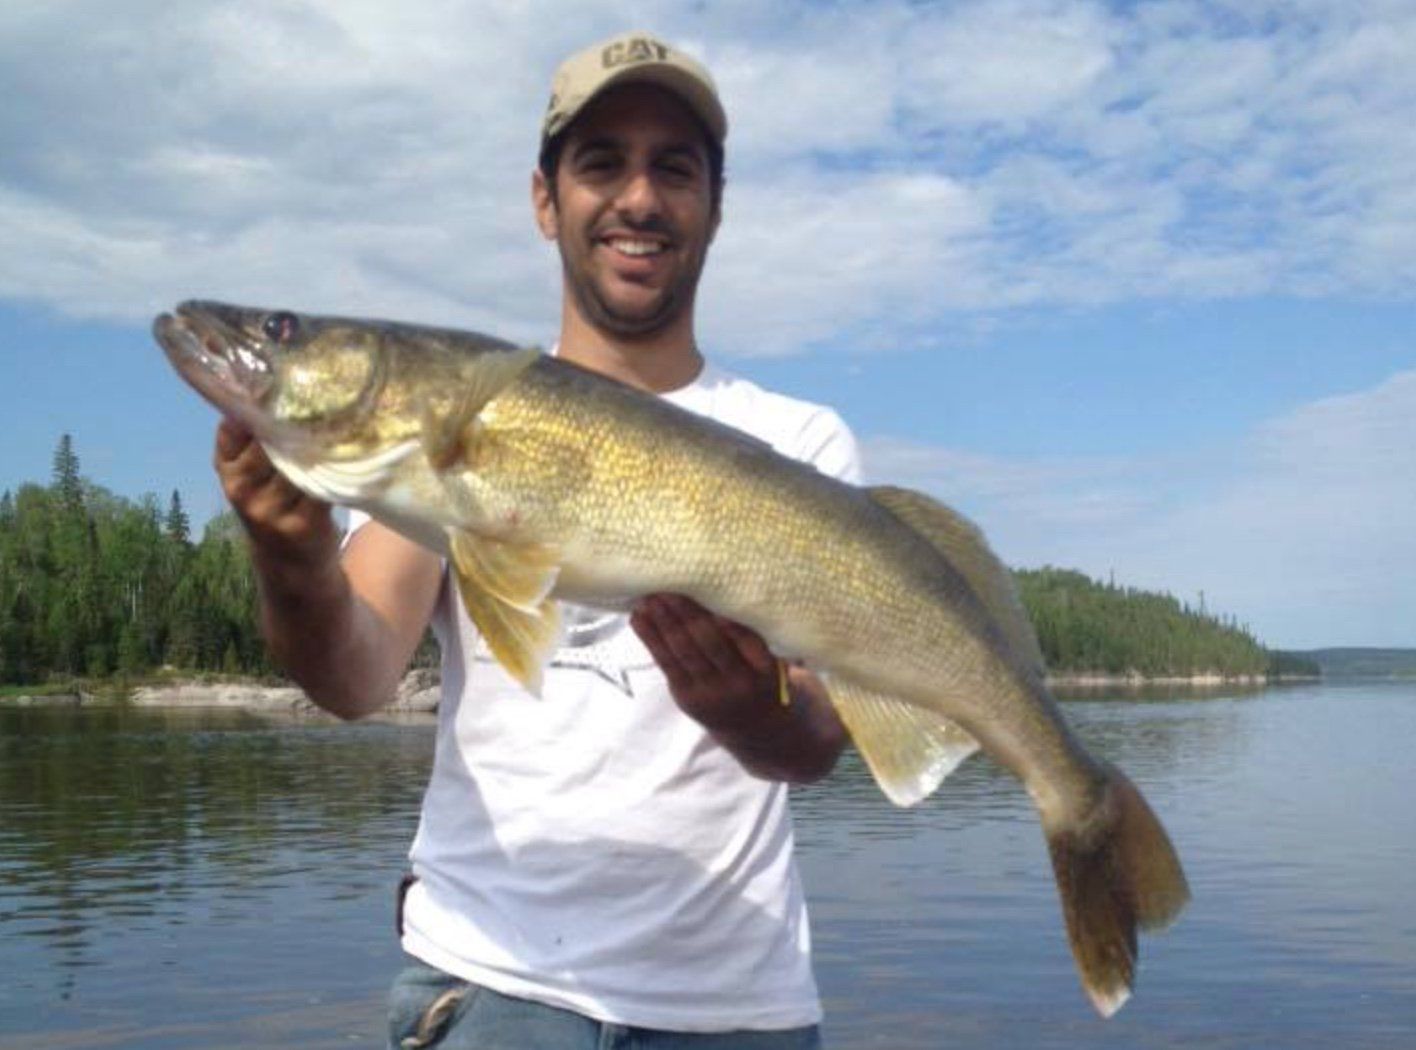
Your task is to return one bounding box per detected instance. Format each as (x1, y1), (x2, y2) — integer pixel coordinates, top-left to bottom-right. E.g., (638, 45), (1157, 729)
(482, 362), (1004, 705)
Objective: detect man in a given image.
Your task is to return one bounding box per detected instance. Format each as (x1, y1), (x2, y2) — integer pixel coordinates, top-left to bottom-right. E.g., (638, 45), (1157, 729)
(215, 30), (861, 1049)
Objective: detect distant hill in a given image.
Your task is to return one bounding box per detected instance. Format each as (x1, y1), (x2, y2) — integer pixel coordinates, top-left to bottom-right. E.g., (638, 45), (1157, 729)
(1280, 648), (1416, 678)
(1015, 566), (1279, 678)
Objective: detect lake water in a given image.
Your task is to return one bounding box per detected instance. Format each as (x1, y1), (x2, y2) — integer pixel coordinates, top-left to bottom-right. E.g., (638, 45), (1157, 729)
(2, 681), (1413, 1048)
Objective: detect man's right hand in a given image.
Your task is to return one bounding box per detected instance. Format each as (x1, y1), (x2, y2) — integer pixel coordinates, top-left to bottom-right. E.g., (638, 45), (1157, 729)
(212, 418), (444, 720)
(214, 418), (338, 570)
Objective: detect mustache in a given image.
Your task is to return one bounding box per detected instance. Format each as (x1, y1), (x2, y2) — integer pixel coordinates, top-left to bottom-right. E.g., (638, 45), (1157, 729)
(595, 215), (676, 240)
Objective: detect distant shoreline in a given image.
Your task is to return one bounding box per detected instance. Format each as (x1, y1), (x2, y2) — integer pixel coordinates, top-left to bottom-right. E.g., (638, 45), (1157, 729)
(1, 669), (440, 716)
(1047, 672), (1278, 688)
(3, 668), (1313, 712)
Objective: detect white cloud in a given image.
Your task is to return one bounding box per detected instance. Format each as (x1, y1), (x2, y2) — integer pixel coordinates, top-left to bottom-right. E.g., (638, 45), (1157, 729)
(703, 169), (990, 354)
(3, 0), (1415, 347)
(865, 369), (1416, 649)
(711, 35), (898, 162)
(897, 0), (1118, 126)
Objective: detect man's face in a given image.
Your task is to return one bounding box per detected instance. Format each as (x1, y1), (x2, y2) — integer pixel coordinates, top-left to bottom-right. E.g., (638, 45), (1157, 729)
(535, 84), (720, 339)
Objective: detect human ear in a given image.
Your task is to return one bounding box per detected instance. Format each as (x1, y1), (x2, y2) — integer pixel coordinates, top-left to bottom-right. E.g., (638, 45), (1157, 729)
(531, 169), (559, 241)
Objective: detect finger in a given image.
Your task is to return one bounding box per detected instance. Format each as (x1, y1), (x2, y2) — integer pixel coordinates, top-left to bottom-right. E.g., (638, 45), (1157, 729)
(786, 664), (830, 708)
(273, 473), (313, 516)
(215, 427), (272, 484)
(668, 597), (777, 681)
(255, 467), (330, 527)
(708, 614), (777, 676)
(229, 433), (277, 479)
(214, 417), (255, 463)
(636, 595), (721, 680)
(630, 599), (695, 688)
(221, 454), (307, 531)
(218, 452), (279, 506)
(650, 595), (749, 680)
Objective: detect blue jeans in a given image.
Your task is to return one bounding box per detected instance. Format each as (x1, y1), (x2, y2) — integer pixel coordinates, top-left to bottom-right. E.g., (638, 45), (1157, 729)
(388, 957), (823, 1050)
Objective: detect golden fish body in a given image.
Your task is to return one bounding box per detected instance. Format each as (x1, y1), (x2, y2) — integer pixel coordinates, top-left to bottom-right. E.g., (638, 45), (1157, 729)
(445, 361), (1057, 777)
(155, 301), (1189, 1017)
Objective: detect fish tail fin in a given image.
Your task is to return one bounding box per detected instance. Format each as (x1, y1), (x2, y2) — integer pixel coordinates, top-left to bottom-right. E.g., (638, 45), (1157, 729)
(1044, 765), (1190, 1017)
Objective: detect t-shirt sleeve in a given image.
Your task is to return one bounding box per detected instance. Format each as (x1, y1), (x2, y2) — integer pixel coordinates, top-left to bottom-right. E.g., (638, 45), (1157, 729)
(342, 508), (372, 549)
(791, 407), (864, 485)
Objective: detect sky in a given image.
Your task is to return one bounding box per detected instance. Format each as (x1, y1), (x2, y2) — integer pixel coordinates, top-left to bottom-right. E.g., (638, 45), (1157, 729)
(1, 0), (1413, 651)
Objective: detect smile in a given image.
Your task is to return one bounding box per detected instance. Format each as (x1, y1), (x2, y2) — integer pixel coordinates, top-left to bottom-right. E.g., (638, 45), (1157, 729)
(602, 237), (668, 257)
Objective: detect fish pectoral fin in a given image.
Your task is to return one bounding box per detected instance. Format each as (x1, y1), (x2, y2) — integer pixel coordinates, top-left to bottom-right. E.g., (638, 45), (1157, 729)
(826, 675), (980, 807)
(867, 485), (1046, 678)
(448, 529), (562, 696)
(422, 413), (473, 472)
(266, 441), (421, 503)
(421, 347), (541, 469)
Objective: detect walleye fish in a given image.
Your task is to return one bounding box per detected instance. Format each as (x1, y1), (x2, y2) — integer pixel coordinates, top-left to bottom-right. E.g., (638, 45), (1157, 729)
(154, 300), (1188, 1016)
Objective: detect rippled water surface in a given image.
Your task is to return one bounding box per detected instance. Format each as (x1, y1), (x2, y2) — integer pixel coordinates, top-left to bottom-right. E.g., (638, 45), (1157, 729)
(2, 682), (1414, 1048)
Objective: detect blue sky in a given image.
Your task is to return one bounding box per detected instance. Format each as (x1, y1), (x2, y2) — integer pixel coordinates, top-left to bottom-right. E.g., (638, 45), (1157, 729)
(2, 0), (1413, 650)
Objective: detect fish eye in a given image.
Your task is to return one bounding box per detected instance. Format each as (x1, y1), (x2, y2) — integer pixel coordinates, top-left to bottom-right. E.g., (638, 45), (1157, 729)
(262, 311), (299, 343)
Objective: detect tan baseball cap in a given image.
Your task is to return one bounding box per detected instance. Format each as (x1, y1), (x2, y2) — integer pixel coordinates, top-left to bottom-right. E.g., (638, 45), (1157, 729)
(541, 31), (727, 149)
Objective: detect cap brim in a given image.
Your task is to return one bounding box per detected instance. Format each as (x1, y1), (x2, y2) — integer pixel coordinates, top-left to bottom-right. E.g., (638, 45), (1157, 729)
(546, 63), (727, 147)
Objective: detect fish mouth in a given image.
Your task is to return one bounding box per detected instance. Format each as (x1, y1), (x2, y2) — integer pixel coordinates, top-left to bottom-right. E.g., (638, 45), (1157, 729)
(154, 302), (276, 434)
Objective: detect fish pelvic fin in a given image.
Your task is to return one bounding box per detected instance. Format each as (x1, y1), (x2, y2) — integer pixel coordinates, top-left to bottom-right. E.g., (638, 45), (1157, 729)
(448, 529), (562, 696)
(867, 486), (1045, 678)
(826, 675), (980, 807)
(1044, 764), (1190, 1017)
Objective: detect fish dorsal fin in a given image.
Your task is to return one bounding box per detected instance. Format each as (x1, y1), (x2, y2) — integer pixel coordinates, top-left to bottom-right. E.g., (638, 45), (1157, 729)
(448, 528), (562, 696)
(867, 485), (1045, 677)
(422, 348), (541, 469)
(266, 440), (422, 503)
(827, 674), (980, 807)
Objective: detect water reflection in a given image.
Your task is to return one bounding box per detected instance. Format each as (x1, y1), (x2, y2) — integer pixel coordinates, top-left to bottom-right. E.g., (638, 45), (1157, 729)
(799, 683), (1416, 1049)
(3, 684), (1415, 1049)
(0, 706), (433, 1044)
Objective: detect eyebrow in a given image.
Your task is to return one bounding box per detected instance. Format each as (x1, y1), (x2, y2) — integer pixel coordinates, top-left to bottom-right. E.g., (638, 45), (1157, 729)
(569, 135), (705, 164)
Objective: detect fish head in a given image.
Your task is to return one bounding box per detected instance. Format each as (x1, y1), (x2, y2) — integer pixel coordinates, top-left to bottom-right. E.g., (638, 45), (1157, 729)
(154, 301), (387, 460)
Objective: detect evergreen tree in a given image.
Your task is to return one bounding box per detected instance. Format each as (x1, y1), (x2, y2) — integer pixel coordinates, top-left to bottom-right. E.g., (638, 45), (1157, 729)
(3, 582), (37, 683)
(164, 490), (190, 546)
(51, 433), (84, 514)
(117, 620), (148, 676)
(164, 577), (201, 669)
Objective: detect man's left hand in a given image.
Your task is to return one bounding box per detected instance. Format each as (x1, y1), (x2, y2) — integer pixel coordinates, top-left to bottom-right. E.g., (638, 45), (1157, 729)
(629, 594), (846, 783)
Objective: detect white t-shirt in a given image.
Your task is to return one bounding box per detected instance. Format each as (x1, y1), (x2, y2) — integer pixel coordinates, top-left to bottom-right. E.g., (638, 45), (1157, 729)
(359, 362), (860, 1031)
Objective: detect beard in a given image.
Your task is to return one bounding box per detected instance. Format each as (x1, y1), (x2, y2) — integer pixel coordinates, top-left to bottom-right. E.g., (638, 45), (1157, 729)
(559, 228), (709, 339)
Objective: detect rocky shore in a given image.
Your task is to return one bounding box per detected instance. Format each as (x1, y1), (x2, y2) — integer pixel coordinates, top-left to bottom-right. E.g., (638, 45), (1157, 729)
(1046, 672), (1272, 688)
(3, 668), (442, 716)
(6, 667), (1286, 714)
(130, 667), (442, 715)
